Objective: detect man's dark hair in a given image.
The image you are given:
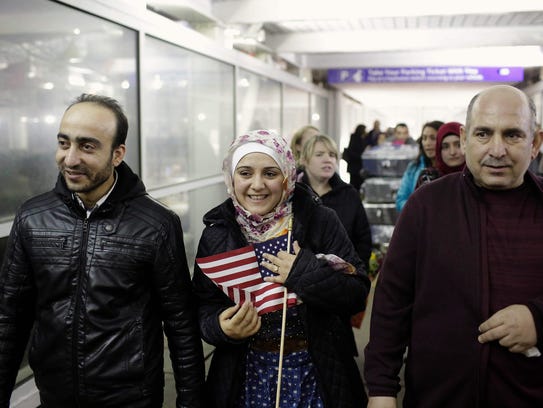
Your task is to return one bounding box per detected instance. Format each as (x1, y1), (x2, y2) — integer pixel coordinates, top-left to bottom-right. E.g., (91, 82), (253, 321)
(67, 93), (128, 148)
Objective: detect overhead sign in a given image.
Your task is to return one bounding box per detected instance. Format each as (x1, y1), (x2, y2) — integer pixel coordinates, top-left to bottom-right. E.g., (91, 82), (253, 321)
(327, 67), (524, 84)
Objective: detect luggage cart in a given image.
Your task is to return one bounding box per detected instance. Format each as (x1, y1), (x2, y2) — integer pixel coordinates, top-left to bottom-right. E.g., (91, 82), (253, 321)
(361, 144), (418, 274)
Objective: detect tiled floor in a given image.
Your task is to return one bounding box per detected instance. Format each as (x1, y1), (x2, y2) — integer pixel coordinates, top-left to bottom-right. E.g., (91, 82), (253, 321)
(163, 342), (214, 408)
(353, 278), (405, 405)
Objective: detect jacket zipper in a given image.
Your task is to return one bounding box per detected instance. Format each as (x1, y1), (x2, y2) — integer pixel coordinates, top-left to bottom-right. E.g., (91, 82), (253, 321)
(72, 217), (90, 404)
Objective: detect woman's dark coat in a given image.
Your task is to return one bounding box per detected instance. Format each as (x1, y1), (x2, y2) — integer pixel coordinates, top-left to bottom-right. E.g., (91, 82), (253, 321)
(302, 172), (372, 269)
(192, 183), (370, 408)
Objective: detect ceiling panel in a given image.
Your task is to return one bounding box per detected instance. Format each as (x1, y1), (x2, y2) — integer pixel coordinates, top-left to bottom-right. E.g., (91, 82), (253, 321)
(147, 0), (543, 99)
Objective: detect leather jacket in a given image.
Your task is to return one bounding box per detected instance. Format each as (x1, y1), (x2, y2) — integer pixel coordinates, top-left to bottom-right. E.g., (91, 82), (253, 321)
(0, 162), (204, 408)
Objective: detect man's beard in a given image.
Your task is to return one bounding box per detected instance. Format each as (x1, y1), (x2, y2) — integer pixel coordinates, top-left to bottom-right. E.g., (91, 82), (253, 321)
(61, 160), (114, 194)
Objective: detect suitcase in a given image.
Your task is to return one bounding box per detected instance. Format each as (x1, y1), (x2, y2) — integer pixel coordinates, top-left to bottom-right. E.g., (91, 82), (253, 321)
(361, 177), (401, 203)
(370, 225), (395, 245)
(363, 202), (398, 225)
(362, 144), (418, 177)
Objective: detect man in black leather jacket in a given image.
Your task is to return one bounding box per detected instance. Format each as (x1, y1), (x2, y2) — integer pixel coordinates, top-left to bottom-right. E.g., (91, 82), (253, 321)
(0, 94), (204, 408)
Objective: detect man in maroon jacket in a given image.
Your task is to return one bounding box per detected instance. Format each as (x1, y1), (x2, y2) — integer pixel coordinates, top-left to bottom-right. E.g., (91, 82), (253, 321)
(364, 85), (543, 408)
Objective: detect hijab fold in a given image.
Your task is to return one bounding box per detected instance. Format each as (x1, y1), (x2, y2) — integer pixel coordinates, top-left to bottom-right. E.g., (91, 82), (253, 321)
(435, 121), (464, 175)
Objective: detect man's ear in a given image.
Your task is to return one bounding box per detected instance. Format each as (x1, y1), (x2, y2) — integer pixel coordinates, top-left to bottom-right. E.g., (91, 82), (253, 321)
(460, 125), (467, 155)
(531, 129), (543, 160)
(112, 144), (126, 167)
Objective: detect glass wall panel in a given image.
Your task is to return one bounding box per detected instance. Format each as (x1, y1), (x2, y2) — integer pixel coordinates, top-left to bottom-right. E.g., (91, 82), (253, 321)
(157, 183), (228, 268)
(310, 94), (329, 135)
(236, 68), (281, 135)
(0, 0), (139, 223)
(282, 85), (309, 144)
(142, 36), (235, 189)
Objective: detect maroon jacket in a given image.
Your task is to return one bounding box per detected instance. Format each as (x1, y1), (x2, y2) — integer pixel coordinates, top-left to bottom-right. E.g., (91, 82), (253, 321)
(364, 168), (543, 408)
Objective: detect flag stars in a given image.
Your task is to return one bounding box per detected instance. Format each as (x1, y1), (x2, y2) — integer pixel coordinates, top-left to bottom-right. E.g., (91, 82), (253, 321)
(240, 350), (324, 407)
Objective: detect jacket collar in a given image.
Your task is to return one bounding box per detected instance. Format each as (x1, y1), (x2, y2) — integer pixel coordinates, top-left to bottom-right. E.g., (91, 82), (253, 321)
(300, 172), (350, 195)
(461, 166), (543, 199)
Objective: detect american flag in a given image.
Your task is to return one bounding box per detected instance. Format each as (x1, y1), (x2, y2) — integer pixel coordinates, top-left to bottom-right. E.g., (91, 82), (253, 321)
(196, 236), (297, 315)
(253, 234), (290, 279)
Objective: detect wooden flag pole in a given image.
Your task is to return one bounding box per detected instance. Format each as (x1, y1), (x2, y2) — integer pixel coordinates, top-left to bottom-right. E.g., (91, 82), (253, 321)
(275, 216), (293, 408)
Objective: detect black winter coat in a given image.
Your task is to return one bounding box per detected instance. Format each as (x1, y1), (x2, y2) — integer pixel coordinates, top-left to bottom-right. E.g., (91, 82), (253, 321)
(192, 183), (370, 408)
(0, 162), (204, 408)
(345, 132), (370, 175)
(301, 173), (372, 268)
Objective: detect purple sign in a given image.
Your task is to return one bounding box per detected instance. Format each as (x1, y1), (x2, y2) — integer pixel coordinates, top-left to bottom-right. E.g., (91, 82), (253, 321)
(327, 67), (524, 83)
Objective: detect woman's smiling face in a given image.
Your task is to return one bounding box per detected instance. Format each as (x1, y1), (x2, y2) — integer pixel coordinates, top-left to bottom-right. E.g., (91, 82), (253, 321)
(233, 152), (285, 215)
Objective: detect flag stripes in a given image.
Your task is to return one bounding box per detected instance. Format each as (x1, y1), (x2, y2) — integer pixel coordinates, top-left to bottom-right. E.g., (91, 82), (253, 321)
(196, 244), (297, 315)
